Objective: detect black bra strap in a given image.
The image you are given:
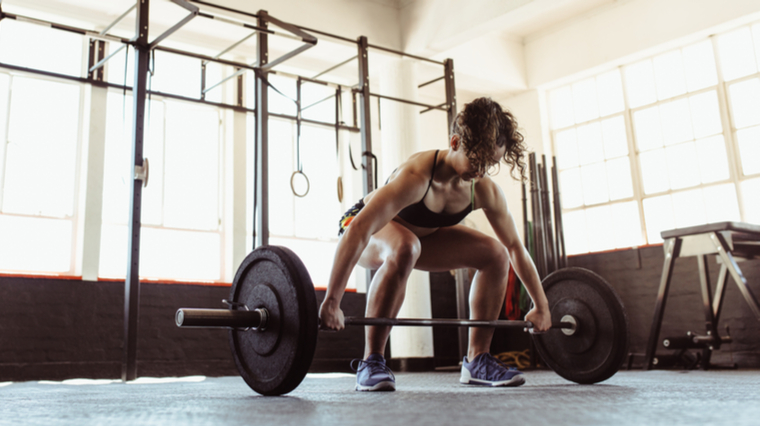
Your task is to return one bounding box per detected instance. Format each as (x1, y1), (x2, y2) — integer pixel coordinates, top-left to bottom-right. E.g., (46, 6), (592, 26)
(419, 150), (439, 201)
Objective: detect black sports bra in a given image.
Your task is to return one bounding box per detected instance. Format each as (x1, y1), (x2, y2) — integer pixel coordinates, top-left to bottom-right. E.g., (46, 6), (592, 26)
(394, 150), (474, 228)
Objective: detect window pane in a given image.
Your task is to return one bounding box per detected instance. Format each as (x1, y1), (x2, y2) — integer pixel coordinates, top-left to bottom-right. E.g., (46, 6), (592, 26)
(0, 74), (8, 167)
(0, 19), (82, 77)
(703, 184), (740, 223)
(728, 78), (760, 129)
(549, 86), (574, 129)
(672, 189), (706, 228)
(601, 116), (628, 159)
(141, 101), (166, 226)
(659, 98), (693, 146)
(689, 91), (722, 139)
(695, 135), (730, 183)
(682, 40), (718, 92)
(572, 78), (599, 124)
(606, 157), (633, 200)
(294, 125), (340, 239)
(0, 215), (71, 273)
(643, 195), (674, 244)
(268, 119), (295, 236)
(754, 23), (760, 72)
(140, 228), (221, 281)
(717, 27), (758, 81)
(580, 162), (609, 205)
(610, 201), (643, 248)
(562, 209), (588, 255)
(559, 168), (583, 209)
(269, 237), (345, 287)
(105, 45), (135, 89)
(268, 74), (297, 116)
(99, 225), (221, 281)
(625, 60), (657, 108)
(202, 62), (231, 104)
(736, 126), (760, 176)
(666, 142), (700, 190)
(576, 122), (604, 165)
(152, 51), (202, 99)
(3, 77), (80, 217)
(633, 106), (663, 152)
(555, 128), (579, 169)
(653, 50), (687, 100)
(163, 102), (220, 230)
(742, 177), (760, 224)
(585, 205), (613, 252)
(103, 92), (133, 225)
(596, 70), (624, 117)
(301, 82), (336, 123)
(639, 149), (670, 194)
(102, 96), (165, 227)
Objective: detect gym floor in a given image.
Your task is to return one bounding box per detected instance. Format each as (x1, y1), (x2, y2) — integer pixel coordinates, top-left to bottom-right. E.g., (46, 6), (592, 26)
(2, 369), (759, 425)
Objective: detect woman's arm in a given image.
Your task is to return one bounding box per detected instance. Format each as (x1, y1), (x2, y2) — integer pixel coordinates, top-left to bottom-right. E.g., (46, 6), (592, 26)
(319, 166), (429, 330)
(478, 178), (552, 331)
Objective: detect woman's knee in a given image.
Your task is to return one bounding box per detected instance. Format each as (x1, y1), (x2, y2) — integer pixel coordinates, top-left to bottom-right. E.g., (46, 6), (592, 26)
(479, 239), (510, 276)
(385, 236), (421, 275)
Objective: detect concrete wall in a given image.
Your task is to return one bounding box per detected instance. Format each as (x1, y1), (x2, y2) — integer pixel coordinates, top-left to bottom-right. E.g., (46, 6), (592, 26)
(0, 277), (365, 381)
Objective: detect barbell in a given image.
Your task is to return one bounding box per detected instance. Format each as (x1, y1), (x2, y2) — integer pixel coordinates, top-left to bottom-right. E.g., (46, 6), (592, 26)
(175, 245), (630, 396)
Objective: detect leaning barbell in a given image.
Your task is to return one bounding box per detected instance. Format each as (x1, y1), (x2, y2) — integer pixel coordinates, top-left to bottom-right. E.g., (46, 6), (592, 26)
(175, 245), (629, 396)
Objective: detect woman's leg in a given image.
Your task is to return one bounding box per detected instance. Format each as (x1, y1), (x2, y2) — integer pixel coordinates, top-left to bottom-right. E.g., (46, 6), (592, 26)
(355, 221), (422, 358)
(415, 225), (510, 361)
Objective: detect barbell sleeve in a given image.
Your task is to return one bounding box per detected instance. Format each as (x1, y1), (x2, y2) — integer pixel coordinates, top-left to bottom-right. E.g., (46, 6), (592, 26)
(175, 308), (267, 329)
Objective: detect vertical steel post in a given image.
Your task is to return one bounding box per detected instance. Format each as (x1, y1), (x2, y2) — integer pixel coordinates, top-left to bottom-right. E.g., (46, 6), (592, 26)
(356, 36), (373, 195)
(357, 36), (374, 292)
(443, 59), (456, 131)
(255, 11), (269, 248)
(444, 58), (468, 361)
(123, 0), (151, 382)
(644, 237), (682, 370)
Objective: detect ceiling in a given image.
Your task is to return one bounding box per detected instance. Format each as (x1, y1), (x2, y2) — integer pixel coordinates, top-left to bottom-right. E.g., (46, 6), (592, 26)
(2, 0), (619, 99)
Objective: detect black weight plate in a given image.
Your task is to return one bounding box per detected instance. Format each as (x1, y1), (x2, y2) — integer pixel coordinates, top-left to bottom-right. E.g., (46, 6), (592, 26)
(532, 267), (629, 384)
(228, 245), (318, 396)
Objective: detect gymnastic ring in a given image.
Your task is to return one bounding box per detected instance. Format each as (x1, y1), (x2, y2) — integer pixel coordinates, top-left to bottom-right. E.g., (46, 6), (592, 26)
(337, 176), (344, 203)
(290, 170), (310, 198)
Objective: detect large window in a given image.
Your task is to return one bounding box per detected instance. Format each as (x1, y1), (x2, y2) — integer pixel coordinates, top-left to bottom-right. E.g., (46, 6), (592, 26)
(0, 77), (83, 274)
(549, 23), (760, 254)
(99, 92), (224, 282)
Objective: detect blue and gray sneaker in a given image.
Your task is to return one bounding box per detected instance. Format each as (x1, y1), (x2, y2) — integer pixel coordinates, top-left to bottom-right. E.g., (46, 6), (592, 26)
(350, 353), (396, 391)
(460, 353), (525, 387)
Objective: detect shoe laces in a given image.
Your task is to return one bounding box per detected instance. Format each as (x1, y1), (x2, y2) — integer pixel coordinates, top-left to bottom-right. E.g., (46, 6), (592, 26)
(350, 358), (395, 381)
(479, 354), (518, 378)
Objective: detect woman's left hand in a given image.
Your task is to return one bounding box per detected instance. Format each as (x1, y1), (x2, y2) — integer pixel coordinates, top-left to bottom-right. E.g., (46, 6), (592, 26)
(525, 306), (552, 333)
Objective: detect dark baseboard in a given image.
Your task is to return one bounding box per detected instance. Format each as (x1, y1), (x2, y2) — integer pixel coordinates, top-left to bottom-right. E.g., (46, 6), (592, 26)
(388, 357), (436, 372)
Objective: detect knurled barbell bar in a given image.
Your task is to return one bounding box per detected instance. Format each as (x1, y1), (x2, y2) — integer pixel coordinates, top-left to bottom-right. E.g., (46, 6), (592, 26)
(175, 245), (630, 396)
(176, 309), (578, 334)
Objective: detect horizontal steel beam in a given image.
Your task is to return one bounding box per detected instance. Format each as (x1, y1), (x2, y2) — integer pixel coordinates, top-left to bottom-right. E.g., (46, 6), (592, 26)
(366, 91), (449, 111)
(418, 75), (444, 88)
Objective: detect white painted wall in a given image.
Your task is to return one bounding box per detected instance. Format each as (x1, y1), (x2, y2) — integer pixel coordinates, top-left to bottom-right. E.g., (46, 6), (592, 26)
(525, 0), (760, 89)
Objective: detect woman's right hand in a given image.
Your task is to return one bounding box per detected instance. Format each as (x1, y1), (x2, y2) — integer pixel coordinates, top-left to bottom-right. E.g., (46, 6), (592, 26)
(319, 301), (345, 331)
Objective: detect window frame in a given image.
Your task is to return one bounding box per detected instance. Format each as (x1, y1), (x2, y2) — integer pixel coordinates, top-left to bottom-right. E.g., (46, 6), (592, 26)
(550, 30), (760, 253)
(0, 69), (87, 275)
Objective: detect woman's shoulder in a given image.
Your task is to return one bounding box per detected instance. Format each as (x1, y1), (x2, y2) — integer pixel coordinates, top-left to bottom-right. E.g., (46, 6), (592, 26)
(400, 149), (440, 174)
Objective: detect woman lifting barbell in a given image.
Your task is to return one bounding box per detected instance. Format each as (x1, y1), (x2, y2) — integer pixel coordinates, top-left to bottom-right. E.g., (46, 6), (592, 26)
(319, 97), (552, 391)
